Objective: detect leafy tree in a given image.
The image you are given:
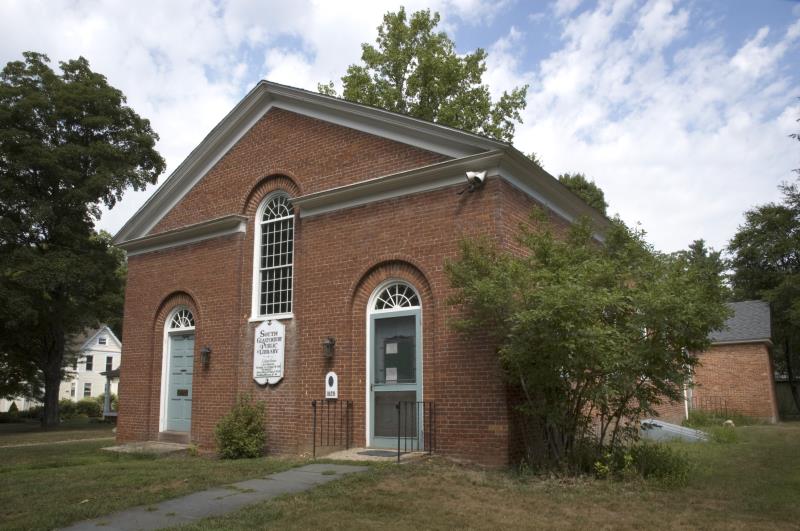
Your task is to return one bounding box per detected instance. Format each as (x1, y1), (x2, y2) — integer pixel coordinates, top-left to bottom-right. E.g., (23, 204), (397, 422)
(729, 180), (800, 412)
(0, 52), (165, 427)
(558, 172), (608, 216)
(318, 8), (528, 142)
(446, 212), (729, 466)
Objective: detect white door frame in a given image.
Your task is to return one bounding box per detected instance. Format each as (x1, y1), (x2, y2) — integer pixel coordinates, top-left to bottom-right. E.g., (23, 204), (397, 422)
(364, 279), (423, 447)
(159, 306), (195, 433)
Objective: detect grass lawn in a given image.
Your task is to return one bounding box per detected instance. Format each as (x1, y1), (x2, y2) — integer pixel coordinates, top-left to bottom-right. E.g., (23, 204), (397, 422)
(171, 423), (800, 530)
(0, 438), (301, 530)
(0, 418), (115, 446)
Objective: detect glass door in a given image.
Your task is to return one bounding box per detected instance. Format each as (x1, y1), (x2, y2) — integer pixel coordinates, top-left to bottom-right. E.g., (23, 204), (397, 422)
(370, 310), (421, 448)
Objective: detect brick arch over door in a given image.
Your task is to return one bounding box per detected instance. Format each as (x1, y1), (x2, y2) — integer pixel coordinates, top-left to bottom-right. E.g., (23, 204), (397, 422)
(347, 259), (437, 447)
(149, 291), (201, 438)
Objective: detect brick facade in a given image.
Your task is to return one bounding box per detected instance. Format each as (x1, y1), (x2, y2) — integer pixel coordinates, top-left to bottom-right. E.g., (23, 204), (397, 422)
(654, 341), (778, 424)
(116, 107), (555, 466)
(691, 343), (778, 422)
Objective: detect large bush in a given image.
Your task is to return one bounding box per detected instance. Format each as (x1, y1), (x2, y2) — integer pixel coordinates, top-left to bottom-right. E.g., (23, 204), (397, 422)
(59, 399), (78, 419)
(447, 212), (730, 468)
(76, 398), (102, 418)
(215, 395), (266, 459)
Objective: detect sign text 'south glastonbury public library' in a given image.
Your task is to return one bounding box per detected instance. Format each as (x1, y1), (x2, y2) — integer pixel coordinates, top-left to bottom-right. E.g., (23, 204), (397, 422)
(253, 320), (285, 385)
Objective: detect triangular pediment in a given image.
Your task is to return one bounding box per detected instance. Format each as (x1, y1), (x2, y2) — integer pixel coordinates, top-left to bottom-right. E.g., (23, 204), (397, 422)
(114, 82), (505, 243)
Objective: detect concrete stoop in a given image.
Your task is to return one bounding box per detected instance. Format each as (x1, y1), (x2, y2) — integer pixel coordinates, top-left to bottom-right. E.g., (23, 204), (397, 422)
(101, 441), (190, 455)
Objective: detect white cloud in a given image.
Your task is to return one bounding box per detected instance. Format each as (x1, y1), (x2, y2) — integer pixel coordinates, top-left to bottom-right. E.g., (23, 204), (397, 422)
(488, 0), (800, 251)
(0, 0), (797, 254)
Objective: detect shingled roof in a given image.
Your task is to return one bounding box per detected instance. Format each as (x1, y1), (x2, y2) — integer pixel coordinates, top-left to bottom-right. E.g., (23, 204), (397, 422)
(710, 300), (771, 344)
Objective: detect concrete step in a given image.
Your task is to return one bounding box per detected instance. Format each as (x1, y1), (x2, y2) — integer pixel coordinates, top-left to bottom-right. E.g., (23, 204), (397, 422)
(158, 431), (190, 444)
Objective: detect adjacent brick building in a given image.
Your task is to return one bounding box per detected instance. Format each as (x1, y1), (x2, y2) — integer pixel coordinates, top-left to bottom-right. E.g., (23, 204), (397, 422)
(656, 300), (778, 424)
(113, 81), (606, 466)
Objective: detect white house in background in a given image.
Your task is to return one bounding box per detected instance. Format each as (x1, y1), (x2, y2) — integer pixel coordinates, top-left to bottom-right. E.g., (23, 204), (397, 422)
(60, 325), (122, 401)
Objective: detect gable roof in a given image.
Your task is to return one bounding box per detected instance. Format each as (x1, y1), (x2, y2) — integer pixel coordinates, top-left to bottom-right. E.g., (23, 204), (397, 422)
(70, 325), (122, 352)
(710, 300), (771, 344)
(114, 81), (506, 244)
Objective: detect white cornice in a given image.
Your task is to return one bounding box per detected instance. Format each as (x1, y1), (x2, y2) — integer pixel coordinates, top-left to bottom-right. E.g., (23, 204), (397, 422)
(292, 148), (610, 241)
(118, 215), (247, 256)
(114, 81), (506, 244)
(293, 151), (505, 217)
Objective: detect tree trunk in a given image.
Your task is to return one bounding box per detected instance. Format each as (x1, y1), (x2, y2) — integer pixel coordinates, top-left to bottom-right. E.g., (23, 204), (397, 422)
(40, 322), (66, 429)
(785, 338), (800, 414)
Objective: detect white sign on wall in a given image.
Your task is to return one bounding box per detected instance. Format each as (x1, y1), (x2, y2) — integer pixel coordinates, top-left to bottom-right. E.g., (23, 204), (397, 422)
(325, 371), (338, 399)
(253, 320), (285, 385)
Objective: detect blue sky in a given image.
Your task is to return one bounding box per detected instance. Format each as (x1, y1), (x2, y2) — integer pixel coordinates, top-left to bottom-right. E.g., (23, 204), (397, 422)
(1, 0), (799, 252)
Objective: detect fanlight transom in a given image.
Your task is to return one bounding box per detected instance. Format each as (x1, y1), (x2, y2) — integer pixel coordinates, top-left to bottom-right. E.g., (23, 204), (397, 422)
(373, 283), (420, 311)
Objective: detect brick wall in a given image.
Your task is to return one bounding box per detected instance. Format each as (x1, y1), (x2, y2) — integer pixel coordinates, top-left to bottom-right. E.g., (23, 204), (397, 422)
(117, 108), (564, 466)
(691, 342), (778, 422)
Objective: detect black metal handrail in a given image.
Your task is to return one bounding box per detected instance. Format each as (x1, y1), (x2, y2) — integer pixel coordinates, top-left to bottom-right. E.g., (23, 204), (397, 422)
(396, 400), (435, 462)
(311, 399), (352, 459)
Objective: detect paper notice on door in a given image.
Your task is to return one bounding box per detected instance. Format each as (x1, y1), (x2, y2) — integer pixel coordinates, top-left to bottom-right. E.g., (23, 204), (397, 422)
(386, 342), (398, 354)
(386, 367), (398, 383)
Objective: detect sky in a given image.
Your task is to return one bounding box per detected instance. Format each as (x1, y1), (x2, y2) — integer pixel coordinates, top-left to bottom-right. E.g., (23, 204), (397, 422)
(1, 0), (799, 253)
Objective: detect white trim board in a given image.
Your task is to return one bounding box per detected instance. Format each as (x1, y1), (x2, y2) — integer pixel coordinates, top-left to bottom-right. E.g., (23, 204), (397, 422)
(118, 215), (247, 257)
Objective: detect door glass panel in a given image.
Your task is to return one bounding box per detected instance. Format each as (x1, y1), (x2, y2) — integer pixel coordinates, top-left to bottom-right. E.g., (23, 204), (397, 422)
(374, 391), (417, 438)
(373, 316), (415, 385)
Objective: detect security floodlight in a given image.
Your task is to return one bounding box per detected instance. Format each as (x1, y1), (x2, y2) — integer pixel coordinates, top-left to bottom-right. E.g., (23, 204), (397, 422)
(458, 170), (487, 194)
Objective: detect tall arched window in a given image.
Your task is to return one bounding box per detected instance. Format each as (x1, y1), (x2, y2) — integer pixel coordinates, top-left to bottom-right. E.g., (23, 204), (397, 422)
(254, 192), (294, 317)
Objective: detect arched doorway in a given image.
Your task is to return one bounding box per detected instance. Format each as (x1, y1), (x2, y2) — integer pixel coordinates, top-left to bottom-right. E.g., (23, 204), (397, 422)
(367, 281), (422, 448)
(160, 307), (195, 433)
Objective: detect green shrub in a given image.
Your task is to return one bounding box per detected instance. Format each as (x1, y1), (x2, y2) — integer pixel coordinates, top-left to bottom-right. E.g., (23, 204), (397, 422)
(684, 409), (758, 428)
(95, 393), (119, 411)
(59, 399), (78, 419)
(705, 425), (739, 444)
(7, 402), (18, 413)
(76, 398), (102, 418)
(20, 405), (42, 419)
(629, 443), (691, 486)
(589, 442), (691, 487)
(215, 395), (266, 459)
(0, 412), (23, 423)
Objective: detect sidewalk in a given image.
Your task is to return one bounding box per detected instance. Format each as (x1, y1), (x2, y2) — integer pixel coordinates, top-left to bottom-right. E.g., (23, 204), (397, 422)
(60, 463), (368, 531)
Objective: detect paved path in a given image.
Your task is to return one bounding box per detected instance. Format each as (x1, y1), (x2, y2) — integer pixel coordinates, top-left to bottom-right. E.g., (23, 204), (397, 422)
(60, 463), (368, 531)
(0, 436), (115, 449)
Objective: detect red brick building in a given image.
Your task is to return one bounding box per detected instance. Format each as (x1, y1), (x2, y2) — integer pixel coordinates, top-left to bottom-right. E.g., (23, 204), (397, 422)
(656, 300), (778, 424)
(113, 81), (605, 466)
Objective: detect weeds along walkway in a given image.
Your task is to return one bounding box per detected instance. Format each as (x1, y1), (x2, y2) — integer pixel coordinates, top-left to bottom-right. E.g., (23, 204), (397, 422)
(59, 463), (368, 531)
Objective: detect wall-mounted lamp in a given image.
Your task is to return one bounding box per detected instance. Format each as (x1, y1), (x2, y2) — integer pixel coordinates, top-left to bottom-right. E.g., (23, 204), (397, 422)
(200, 346), (212, 368)
(322, 337), (336, 359)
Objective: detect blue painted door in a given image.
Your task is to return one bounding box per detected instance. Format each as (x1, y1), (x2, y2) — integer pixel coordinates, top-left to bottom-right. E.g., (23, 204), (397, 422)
(166, 333), (194, 432)
(370, 311), (421, 448)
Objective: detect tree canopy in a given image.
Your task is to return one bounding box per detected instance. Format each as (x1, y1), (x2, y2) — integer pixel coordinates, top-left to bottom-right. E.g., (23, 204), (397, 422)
(0, 52), (165, 425)
(558, 172), (608, 216)
(729, 179), (800, 411)
(446, 213), (729, 466)
(318, 7), (528, 143)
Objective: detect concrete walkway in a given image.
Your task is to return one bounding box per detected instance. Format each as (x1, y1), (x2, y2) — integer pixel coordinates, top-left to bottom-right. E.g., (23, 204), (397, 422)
(0, 436), (115, 449)
(60, 463), (368, 531)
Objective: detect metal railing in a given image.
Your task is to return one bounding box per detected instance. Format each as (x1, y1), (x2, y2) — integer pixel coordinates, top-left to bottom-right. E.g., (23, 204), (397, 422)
(689, 395), (729, 415)
(396, 400), (435, 463)
(311, 399), (352, 459)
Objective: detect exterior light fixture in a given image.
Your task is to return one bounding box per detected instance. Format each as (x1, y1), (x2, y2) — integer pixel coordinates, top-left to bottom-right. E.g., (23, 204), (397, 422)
(458, 170), (487, 195)
(200, 346), (212, 368)
(322, 337), (336, 359)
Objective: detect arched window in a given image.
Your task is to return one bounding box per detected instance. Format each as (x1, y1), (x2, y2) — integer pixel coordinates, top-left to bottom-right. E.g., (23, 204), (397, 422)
(169, 308), (195, 330)
(254, 192), (294, 317)
(372, 282), (420, 311)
